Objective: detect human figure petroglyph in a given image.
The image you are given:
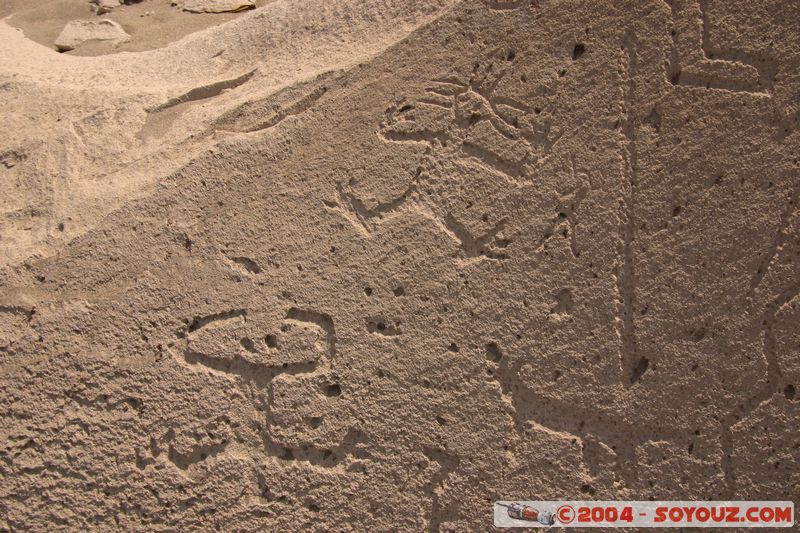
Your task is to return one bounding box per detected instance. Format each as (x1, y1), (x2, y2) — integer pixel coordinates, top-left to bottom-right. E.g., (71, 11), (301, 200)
(380, 56), (564, 186)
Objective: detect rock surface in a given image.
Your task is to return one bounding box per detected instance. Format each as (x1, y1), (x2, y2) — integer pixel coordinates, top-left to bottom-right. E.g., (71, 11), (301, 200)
(181, 0), (256, 14)
(54, 19), (130, 51)
(90, 0), (120, 15)
(1, 0), (799, 530)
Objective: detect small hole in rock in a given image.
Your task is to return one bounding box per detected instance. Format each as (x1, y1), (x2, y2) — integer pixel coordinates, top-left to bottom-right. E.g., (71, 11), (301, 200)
(364, 287), (373, 296)
(630, 357), (649, 384)
(325, 384), (342, 397)
(393, 286), (405, 297)
(784, 384), (796, 400)
(265, 334), (278, 348)
(572, 43), (585, 60)
(240, 337), (257, 352)
(485, 342), (502, 362)
(448, 342), (460, 353)
(691, 326), (707, 342)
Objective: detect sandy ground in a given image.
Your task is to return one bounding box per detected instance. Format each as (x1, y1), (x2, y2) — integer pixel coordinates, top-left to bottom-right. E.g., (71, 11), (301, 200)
(3, 0), (274, 55)
(1, 0), (799, 530)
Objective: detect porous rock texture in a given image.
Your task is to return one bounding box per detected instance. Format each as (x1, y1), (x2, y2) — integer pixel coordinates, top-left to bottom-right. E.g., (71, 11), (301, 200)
(1, 0), (799, 530)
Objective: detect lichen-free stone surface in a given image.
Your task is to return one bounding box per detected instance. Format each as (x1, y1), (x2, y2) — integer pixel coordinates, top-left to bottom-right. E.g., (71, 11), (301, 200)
(1, 0), (798, 530)
(54, 19), (130, 51)
(181, 0), (256, 14)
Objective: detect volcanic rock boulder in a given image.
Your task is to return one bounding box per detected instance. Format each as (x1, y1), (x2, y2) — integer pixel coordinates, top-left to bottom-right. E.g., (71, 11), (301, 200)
(54, 19), (130, 51)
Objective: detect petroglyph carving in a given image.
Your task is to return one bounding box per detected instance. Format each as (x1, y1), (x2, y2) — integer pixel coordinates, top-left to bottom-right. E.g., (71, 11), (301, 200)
(666, 0), (774, 95)
(379, 64), (562, 184)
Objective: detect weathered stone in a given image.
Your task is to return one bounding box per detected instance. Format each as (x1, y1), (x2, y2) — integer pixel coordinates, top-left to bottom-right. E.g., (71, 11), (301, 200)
(54, 20), (130, 51)
(89, 0), (120, 15)
(181, 0), (256, 14)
